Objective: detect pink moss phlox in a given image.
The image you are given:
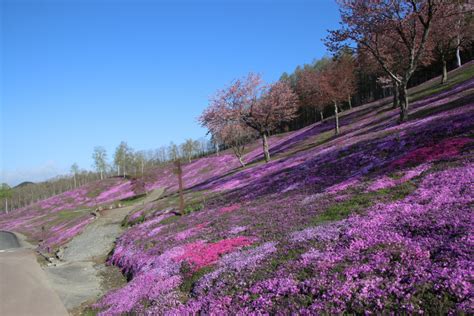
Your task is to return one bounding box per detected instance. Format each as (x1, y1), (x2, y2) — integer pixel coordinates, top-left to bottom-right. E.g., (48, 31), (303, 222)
(129, 209), (145, 221)
(175, 237), (255, 270)
(367, 176), (396, 191)
(92, 181), (135, 205)
(295, 164), (474, 313)
(219, 204), (241, 214)
(291, 221), (346, 243)
(390, 137), (471, 168)
(144, 154), (240, 192)
(367, 163), (432, 191)
(326, 178), (360, 194)
(146, 225), (165, 238)
(176, 242), (279, 307)
(229, 225), (248, 235)
(95, 246), (185, 315)
(175, 222), (208, 241)
(40, 216), (94, 251)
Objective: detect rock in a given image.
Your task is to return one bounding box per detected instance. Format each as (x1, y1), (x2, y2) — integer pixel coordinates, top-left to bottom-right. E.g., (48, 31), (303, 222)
(55, 247), (65, 260)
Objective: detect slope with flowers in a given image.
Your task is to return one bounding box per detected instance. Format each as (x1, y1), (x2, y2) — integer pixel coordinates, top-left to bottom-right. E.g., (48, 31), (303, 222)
(0, 177), (141, 252)
(89, 66), (474, 314)
(0, 156), (246, 254)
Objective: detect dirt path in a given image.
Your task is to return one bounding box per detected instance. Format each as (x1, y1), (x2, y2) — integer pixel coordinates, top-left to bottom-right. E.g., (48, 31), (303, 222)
(43, 188), (164, 312)
(61, 206), (134, 262)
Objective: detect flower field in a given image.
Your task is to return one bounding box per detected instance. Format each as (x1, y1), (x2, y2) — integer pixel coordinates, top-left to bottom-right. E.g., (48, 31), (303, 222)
(0, 177), (137, 251)
(91, 77), (473, 313)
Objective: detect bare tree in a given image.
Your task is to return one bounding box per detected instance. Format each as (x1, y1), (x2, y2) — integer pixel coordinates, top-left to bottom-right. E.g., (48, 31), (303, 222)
(92, 146), (108, 180)
(70, 163), (79, 188)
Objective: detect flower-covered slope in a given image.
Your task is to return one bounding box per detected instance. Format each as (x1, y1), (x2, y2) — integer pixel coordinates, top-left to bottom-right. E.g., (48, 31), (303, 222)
(0, 177), (139, 251)
(92, 75), (473, 314)
(0, 149), (242, 252)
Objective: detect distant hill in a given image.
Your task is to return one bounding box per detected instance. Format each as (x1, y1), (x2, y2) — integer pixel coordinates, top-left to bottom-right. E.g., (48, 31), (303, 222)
(13, 181), (35, 189)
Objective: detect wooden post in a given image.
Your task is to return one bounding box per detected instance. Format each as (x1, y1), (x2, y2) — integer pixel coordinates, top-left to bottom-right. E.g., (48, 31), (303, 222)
(174, 160), (185, 214)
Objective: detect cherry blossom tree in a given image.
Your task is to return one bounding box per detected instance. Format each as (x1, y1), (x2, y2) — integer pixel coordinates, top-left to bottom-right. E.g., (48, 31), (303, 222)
(327, 0), (443, 122)
(333, 53), (357, 110)
(296, 68), (328, 121)
(241, 79), (300, 162)
(295, 57), (357, 135)
(200, 99), (255, 167)
(319, 60), (351, 135)
(219, 124), (255, 167)
(202, 73), (299, 163)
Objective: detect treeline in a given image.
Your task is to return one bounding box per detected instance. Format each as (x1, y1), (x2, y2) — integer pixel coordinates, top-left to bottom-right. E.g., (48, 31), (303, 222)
(93, 138), (215, 179)
(0, 137), (216, 213)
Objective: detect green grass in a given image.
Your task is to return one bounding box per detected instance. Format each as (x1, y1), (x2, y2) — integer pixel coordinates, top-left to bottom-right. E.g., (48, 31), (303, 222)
(316, 195), (373, 223)
(267, 246), (306, 271)
(310, 181), (417, 225)
(86, 187), (103, 198)
(81, 308), (99, 316)
(183, 202), (204, 215)
(119, 193), (147, 206)
(409, 63), (474, 102)
(179, 264), (215, 295)
(56, 210), (84, 220)
(159, 214), (180, 225)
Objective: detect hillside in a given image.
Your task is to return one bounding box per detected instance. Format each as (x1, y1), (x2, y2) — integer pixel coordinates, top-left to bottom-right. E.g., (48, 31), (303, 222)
(1, 63), (473, 314)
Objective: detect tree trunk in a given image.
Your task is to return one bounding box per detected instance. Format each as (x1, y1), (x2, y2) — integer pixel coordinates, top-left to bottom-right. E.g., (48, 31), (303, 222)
(320, 111), (324, 122)
(174, 160), (185, 214)
(334, 101), (340, 135)
(100, 170), (103, 180)
(441, 56), (448, 84)
(117, 165), (120, 176)
(348, 96), (352, 109)
(238, 156), (246, 168)
(392, 80), (399, 109)
(456, 36), (462, 68)
(5, 199), (8, 214)
(398, 83), (409, 122)
(262, 132), (270, 162)
(73, 175), (77, 188)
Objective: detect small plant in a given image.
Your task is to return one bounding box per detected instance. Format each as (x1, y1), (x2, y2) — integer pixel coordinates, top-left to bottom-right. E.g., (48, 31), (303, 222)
(179, 262), (214, 294)
(183, 202), (204, 215)
(312, 182), (417, 225)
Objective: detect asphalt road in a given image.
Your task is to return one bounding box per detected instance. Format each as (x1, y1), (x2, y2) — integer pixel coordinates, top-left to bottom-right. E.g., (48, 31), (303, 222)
(0, 231), (20, 250)
(0, 232), (68, 316)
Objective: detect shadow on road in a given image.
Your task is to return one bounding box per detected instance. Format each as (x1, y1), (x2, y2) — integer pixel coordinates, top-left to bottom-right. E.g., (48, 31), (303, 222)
(0, 231), (20, 250)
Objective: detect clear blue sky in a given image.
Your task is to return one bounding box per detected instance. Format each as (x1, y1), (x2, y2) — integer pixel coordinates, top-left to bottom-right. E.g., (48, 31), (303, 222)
(1, 0), (340, 186)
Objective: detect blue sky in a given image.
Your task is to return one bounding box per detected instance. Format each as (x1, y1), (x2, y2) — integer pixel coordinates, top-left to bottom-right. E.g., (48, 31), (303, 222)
(1, 0), (340, 186)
